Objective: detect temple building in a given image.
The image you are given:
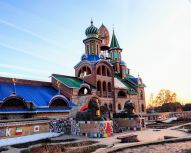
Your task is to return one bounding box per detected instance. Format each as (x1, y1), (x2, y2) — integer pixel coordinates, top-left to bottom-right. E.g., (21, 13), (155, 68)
(0, 21), (146, 120)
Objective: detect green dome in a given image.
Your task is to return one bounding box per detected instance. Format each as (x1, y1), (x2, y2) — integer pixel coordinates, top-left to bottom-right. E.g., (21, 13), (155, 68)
(85, 20), (98, 37)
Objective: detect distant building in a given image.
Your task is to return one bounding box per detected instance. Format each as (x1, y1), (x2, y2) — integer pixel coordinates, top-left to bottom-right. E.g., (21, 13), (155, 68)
(0, 21), (146, 120)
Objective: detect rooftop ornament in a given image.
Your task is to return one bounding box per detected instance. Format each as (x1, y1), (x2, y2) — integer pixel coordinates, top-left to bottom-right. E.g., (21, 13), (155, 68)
(12, 78), (17, 95)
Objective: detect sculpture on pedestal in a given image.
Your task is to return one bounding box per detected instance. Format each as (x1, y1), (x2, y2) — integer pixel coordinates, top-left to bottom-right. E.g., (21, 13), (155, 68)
(113, 100), (139, 118)
(76, 97), (109, 121)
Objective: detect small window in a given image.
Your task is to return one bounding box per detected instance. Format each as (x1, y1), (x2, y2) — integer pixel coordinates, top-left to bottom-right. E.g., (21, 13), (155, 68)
(118, 103), (122, 110)
(140, 90), (144, 100)
(96, 44), (99, 54)
(87, 45), (90, 54)
(108, 82), (111, 92)
(141, 104), (145, 112)
(107, 69), (111, 77)
(91, 43), (94, 54)
(118, 91), (126, 98)
(122, 69), (126, 75)
(109, 103), (113, 111)
(104, 103), (108, 109)
(97, 81), (101, 91)
(114, 51), (118, 61)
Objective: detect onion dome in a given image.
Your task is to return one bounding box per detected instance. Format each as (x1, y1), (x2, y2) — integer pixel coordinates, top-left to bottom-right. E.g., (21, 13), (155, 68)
(85, 20), (98, 37)
(120, 60), (126, 65)
(98, 24), (110, 50)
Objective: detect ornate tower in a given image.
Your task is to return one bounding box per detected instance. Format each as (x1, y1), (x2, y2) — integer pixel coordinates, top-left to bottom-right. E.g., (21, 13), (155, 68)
(83, 20), (102, 56)
(109, 30), (122, 74)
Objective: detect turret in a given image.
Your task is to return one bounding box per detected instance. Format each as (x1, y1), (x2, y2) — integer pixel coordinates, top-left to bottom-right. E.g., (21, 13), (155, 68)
(83, 20), (102, 56)
(109, 29), (122, 73)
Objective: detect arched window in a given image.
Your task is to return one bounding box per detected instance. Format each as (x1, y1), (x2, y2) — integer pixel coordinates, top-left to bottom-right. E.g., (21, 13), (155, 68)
(108, 82), (111, 92)
(87, 45), (90, 54)
(118, 103), (122, 110)
(103, 82), (106, 92)
(97, 81), (101, 91)
(141, 104), (145, 112)
(109, 103), (113, 111)
(107, 68), (111, 77)
(50, 98), (69, 108)
(103, 81), (107, 97)
(118, 91), (127, 98)
(140, 90), (144, 100)
(78, 66), (91, 77)
(97, 81), (101, 96)
(97, 64), (111, 77)
(97, 66), (101, 75)
(2, 97), (26, 109)
(102, 66), (106, 76)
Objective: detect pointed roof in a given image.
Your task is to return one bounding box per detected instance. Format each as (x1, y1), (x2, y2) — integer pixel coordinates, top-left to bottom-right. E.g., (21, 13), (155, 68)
(110, 29), (120, 49)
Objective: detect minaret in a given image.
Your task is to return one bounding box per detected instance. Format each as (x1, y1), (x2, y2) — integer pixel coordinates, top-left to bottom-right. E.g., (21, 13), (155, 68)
(83, 20), (102, 56)
(109, 29), (122, 73)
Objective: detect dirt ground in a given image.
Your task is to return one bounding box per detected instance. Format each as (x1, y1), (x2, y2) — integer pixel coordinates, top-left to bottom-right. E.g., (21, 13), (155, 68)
(116, 141), (191, 153)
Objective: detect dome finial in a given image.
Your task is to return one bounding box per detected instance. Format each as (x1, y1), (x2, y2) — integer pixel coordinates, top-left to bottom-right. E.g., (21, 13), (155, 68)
(91, 19), (93, 25)
(113, 24), (115, 33)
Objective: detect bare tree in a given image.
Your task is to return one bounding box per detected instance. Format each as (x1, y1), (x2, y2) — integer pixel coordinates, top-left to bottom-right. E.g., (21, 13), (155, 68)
(153, 89), (177, 106)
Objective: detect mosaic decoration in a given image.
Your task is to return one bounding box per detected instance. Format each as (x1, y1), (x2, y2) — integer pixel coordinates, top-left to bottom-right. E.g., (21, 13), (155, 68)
(71, 120), (113, 138)
(113, 117), (145, 133)
(49, 118), (73, 134)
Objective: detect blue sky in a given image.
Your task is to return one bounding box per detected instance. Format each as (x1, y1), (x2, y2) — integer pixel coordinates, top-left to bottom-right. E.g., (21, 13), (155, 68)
(0, 0), (191, 103)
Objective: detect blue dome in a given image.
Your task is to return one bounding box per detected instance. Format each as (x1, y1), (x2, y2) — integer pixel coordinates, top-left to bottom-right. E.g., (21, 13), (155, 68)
(120, 60), (126, 65)
(85, 20), (98, 36)
(87, 54), (100, 62)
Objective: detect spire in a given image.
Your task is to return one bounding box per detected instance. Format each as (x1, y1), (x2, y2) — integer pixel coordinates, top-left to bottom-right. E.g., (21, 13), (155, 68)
(91, 19), (93, 25)
(110, 28), (120, 49)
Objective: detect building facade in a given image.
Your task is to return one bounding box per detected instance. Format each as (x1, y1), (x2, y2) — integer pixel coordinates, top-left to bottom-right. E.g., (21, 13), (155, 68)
(52, 21), (146, 114)
(0, 21), (146, 120)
